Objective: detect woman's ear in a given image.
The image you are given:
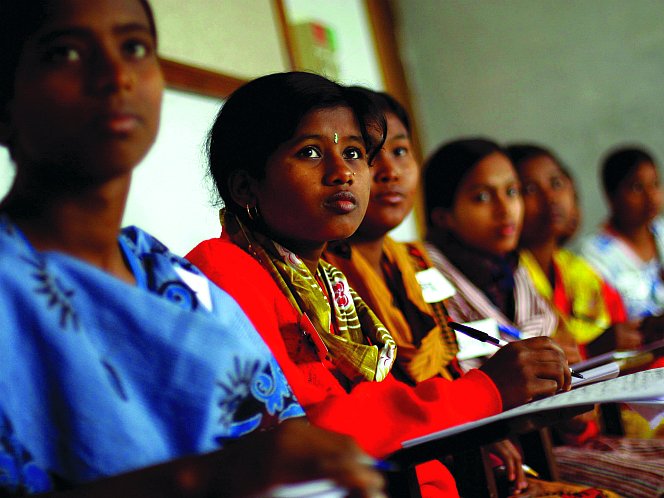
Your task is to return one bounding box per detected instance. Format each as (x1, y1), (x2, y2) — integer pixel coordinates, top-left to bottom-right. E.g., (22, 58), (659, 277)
(430, 206), (454, 231)
(228, 169), (258, 209)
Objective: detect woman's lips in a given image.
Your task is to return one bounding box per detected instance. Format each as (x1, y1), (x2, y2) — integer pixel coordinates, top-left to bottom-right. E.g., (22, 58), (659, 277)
(373, 190), (405, 205)
(324, 190), (357, 214)
(96, 111), (141, 134)
(498, 223), (517, 237)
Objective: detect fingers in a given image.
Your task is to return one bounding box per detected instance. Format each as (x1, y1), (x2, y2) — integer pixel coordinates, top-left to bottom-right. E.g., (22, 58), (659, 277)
(490, 440), (528, 494)
(519, 337), (572, 393)
(612, 320), (644, 350)
(481, 337), (572, 409)
(271, 420), (385, 497)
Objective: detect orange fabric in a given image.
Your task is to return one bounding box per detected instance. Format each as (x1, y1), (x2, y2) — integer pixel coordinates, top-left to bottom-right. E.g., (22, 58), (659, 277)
(324, 238), (458, 382)
(187, 236), (506, 497)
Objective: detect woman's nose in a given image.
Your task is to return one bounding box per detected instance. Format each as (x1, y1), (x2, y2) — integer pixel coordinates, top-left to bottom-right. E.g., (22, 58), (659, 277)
(374, 158), (399, 184)
(90, 50), (134, 95)
(324, 153), (354, 185)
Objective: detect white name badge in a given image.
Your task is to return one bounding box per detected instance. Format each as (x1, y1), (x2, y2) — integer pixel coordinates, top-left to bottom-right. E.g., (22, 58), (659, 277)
(455, 318), (501, 361)
(174, 267), (213, 311)
(416, 267), (457, 303)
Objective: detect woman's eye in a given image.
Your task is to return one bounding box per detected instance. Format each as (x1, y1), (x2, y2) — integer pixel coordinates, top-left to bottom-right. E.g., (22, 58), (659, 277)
(507, 186), (520, 197)
(344, 147), (364, 160)
(551, 177), (564, 190)
(297, 146), (321, 159)
(393, 146), (408, 157)
(630, 182), (644, 193)
(476, 191), (491, 202)
(44, 46), (81, 63)
(124, 40), (152, 59)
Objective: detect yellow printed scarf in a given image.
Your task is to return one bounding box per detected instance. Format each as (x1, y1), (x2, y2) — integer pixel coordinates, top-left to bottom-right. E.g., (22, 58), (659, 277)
(223, 213), (396, 383)
(325, 237), (458, 382)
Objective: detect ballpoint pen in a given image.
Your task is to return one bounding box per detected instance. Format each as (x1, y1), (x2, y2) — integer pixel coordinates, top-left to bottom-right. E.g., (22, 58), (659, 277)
(359, 455), (400, 472)
(448, 321), (584, 379)
(497, 323), (522, 340)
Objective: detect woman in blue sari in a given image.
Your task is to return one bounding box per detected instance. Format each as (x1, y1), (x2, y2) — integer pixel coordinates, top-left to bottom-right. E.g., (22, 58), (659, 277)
(0, 1), (384, 496)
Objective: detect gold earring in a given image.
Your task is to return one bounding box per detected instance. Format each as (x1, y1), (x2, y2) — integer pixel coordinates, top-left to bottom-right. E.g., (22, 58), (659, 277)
(246, 204), (260, 221)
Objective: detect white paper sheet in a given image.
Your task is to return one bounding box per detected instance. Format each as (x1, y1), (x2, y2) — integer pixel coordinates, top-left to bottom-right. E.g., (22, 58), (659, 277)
(402, 367), (664, 448)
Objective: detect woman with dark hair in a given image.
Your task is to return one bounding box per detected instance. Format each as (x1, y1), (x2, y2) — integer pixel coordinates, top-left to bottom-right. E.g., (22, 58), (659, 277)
(581, 146), (664, 328)
(423, 139), (664, 497)
(323, 88), (462, 385)
(0, 2), (386, 496)
(187, 74), (574, 497)
(508, 144), (641, 357)
(422, 139), (579, 359)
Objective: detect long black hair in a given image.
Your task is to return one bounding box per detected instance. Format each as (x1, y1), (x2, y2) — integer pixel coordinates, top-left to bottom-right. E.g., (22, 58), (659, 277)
(423, 138), (504, 224)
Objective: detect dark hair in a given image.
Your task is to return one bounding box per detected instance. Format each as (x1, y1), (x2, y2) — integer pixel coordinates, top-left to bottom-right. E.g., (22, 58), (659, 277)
(348, 87), (411, 135)
(423, 137), (504, 224)
(207, 71), (387, 216)
(505, 143), (558, 171)
(601, 146), (657, 198)
(0, 0), (157, 119)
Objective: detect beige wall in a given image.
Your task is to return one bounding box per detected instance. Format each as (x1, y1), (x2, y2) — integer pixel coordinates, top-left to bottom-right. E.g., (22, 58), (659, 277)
(152, 0), (289, 78)
(1, 1), (420, 245)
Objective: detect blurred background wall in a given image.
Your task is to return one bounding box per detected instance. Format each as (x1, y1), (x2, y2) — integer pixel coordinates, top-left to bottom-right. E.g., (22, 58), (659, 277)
(393, 0), (664, 244)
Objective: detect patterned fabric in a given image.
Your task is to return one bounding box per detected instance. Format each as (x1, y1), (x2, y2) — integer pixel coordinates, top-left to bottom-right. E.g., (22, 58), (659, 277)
(222, 213), (396, 383)
(425, 242), (558, 343)
(554, 436), (664, 498)
(0, 214), (303, 494)
(520, 249), (626, 346)
(523, 477), (621, 497)
(435, 233), (519, 319)
(580, 218), (664, 320)
(324, 238), (458, 382)
(426, 242), (664, 497)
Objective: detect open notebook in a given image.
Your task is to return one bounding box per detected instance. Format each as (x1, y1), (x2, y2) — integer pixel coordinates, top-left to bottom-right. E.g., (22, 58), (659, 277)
(570, 361), (620, 388)
(402, 367), (664, 448)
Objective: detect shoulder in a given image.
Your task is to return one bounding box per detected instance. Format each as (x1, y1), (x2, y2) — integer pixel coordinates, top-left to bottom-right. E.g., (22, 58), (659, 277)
(121, 226), (200, 275)
(556, 248), (597, 274)
(421, 242), (449, 270)
(187, 236), (297, 327)
(579, 228), (617, 256)
(186, 236), (277, 290)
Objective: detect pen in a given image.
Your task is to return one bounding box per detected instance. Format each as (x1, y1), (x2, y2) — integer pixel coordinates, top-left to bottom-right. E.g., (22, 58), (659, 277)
(521, 464), (540, 478)
(447, 321), (584, 379)
(497, 323), (522, 340)
(448, 321), (508, 347)
(359, 455), (400, 472)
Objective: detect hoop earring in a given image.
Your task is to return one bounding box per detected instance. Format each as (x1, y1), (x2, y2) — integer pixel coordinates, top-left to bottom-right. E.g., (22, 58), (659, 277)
(246, 203), (260, 222)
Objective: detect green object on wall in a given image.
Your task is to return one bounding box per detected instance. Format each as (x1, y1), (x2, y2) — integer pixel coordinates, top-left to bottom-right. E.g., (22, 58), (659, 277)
(291, 21), (340, 80)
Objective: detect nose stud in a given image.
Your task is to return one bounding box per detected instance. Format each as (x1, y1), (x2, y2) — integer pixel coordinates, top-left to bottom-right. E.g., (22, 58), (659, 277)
(334, 133), (339, 144)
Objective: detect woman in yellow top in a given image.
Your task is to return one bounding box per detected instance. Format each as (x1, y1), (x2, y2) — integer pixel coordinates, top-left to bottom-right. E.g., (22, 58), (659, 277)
(508, 144), (643, 357)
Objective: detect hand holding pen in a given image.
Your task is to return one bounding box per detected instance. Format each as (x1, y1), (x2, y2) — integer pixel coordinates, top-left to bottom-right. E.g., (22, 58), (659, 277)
(448, 322), (575, 409)
(448, 322), (584, 379)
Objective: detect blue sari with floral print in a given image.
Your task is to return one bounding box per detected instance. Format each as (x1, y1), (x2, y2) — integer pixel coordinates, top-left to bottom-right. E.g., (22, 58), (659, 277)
(0, 215), (304, 494)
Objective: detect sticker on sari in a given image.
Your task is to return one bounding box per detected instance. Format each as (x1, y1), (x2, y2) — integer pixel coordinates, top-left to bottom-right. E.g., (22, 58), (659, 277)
(416, 267), (456, 303)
